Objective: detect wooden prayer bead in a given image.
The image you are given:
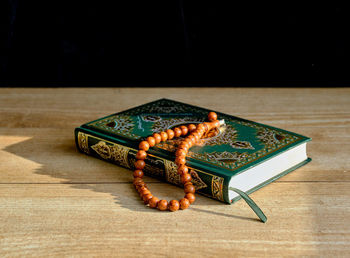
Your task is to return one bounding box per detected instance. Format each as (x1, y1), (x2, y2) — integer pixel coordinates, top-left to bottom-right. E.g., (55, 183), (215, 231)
(208, 112), (217, 122)
(203, 123), (209, 132)
(160, 131), (168, 141)
(196, 129), (205, 137)
(179, 145), (189, 152)
(196, 124), (205, 131)
(139, 141), (150, 151)
(184, 183), (195, 194)
(185, 136), (194, 145)
(188, 124), (196, 132)
(213, 120), (220, 128)
(135, 160), (146, 169)
(136, 182), (146, 190)
(146, 136), (156, 147)
(140, 189), (151, 197)
(180, 141), (190, 149)
(191, 133), (200, 142)
(133, 177), (143, 186)
(133, 112), (222, 212)
(180, 198), (190, 210)
(180, 125), (188, 136)
(143, 194), (153, 204)
(149, 197), (159, 208)
(177, 165), (189, 175)
(166, 129), (175, 139)
(186, 136), (195, 145)
(175, 149), (187, 157)
(173, 127), (182, 137)
(152, 133), (161, 144)
(169, 200), (180, 212)
(175, 156), (186, 166)
(157, 200), (168, 211)
(133, 170), (144, 178)
(137, 185), (147, 193)
(185, 193), (196, 204)
(136, 150), (147, 160)
(181, 173), (192, 184)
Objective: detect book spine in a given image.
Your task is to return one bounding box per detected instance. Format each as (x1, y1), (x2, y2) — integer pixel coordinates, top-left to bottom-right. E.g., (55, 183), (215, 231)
(75, 127), (229, 203)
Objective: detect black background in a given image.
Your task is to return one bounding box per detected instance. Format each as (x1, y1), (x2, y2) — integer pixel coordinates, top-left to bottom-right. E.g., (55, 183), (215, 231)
(1, 1), (349, 86)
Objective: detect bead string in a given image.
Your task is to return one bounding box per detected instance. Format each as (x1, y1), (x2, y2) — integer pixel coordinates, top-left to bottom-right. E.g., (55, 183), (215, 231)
(133, 112), (220, 211)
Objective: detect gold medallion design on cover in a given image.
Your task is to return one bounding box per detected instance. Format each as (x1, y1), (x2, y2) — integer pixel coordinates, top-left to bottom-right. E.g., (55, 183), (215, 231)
(91, 141), (130, 169)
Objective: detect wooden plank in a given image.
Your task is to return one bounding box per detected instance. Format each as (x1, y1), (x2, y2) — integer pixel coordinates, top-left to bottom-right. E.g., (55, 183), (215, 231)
(0, 183), (349, 257)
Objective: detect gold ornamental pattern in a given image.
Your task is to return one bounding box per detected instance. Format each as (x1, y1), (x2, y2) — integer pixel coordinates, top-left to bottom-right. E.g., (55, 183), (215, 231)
(257, 128), (286, 147)
(91, 141), (130, 169)
(164, 160), (207, 190)
(88, 115), (138, 139)
(128, 99), (196, 115)
(212, 176), (224, 201)
(201, 151), (250, 164)
(77, 132), (90, 154)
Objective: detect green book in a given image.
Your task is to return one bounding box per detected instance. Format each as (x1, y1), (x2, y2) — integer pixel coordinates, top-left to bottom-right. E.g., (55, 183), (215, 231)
(75, 98), (311, 204)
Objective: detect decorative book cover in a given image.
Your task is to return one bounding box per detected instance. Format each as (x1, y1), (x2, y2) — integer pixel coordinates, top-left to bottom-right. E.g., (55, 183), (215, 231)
(75, 98), (311, 204)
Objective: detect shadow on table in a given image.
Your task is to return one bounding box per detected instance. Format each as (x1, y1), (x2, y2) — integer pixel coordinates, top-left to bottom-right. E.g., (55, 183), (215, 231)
(4, 130), (260, 223)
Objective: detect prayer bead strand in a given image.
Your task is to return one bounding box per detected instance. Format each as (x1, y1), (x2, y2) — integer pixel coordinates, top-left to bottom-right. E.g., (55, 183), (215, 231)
(133, 112), (221, 211)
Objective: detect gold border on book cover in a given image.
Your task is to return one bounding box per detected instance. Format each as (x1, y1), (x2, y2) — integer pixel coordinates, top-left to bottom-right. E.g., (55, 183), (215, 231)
(91, 141), (130, 169)
(212, 176), (224, 201)
(77, 132), (90, 154)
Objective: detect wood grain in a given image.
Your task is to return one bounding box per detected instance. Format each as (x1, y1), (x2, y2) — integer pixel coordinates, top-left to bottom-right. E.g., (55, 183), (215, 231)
(0, 87), (349, 257)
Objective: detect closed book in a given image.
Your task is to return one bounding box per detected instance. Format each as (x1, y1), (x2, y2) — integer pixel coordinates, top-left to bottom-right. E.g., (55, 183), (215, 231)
(75, 98), (311, 204)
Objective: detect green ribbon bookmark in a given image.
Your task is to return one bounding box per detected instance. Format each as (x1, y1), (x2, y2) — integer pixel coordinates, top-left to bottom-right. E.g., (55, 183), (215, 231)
(229, 187), (267, 223)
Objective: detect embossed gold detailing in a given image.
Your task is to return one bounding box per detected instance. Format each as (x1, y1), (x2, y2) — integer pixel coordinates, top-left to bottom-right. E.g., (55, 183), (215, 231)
(189, 169), (207, 190)
(124, 99), (197, 116)
(91, 141), (130, 168)
(230, 141), (255, 150)
(203, 151), (249, 163)
(189, 151), (252, 169)
(212, 176), (224, 201)
(164, 160), (207, 190)
(77, 132), (90, 154)
(257, 128), (286, 147)
(141, 115), (162, 122)
(89, 115), (138, 139)
(91, 141), (111, 159)
(164, 160), (180, 184)
(147, 99), (193, 114)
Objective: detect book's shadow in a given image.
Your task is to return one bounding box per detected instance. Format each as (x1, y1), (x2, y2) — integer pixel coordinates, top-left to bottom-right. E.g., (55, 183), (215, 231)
(4, 131), (259, 222)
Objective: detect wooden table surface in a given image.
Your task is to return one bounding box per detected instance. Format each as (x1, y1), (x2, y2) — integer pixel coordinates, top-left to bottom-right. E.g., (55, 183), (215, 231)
(0, 88), (349, 257)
